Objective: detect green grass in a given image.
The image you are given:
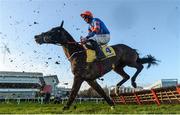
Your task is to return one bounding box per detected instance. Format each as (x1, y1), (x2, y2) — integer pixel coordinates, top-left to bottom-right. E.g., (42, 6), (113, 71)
(0, 101), (179, 114)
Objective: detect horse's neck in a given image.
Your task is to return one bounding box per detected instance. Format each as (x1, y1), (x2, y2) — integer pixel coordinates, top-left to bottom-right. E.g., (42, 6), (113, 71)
(62, 43), (82, 61)
(61, 32), (83, 60)
(62, 45), (73, 59)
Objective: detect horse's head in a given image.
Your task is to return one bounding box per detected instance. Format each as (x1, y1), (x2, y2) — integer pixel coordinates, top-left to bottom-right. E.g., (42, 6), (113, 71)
(35, 21), (69, 45)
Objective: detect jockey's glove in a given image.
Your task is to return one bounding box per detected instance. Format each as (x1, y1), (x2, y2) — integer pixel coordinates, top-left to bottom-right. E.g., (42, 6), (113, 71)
(80, 37), (88, 44)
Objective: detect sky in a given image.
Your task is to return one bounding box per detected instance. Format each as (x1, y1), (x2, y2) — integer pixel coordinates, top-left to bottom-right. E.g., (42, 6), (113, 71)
(0, 0), (180, 90)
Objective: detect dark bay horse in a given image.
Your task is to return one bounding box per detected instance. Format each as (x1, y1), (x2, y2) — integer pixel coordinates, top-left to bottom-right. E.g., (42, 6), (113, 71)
(34, 21), (157, 110)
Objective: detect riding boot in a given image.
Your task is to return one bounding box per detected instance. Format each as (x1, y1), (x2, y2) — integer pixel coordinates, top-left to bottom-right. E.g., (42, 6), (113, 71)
(89, 40), (105, 60)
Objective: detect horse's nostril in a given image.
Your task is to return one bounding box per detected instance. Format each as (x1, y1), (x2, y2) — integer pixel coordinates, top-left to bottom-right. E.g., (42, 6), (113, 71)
(35, 35), (38, 38)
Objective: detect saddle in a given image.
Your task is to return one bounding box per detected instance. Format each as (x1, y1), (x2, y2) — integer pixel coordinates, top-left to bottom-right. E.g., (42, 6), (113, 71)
(86, 45), (116, 62)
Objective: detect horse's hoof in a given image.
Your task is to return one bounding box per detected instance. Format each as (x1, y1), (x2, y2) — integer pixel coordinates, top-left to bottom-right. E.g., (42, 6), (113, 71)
(62, 106), (69, 110)
(111, 106), (115, 110)
(73, 105), (77, 109)
(132, 82), (137, 88)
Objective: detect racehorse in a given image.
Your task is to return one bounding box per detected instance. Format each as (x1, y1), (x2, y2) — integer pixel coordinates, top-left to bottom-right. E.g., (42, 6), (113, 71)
(34, 21), (158, 110)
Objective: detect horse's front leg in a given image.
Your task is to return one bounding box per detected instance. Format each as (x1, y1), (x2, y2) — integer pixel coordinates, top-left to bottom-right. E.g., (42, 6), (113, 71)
(63, 77), (83, 110)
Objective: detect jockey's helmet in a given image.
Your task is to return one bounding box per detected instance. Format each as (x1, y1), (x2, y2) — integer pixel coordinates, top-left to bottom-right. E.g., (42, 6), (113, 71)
(80, 10), (93, 19)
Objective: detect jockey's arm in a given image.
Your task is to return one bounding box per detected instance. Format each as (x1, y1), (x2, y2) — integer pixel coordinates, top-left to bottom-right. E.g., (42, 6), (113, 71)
(86, 31), (96, 39)
(86, 20), (100, 39)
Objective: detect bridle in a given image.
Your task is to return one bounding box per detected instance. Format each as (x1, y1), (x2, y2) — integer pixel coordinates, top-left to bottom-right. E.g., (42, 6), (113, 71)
(42, 32), (87, 61)
(43, 36), (59, 44)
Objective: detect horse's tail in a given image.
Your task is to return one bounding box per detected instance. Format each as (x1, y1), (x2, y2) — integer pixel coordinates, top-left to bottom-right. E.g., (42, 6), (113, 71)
(137, 55), (159, 69)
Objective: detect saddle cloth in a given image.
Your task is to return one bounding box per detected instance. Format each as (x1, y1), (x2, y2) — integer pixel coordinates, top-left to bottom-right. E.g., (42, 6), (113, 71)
(86, 45), (116, 62)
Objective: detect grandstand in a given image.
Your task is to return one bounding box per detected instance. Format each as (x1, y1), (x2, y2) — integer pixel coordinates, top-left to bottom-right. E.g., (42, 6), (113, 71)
(0, 71), (44, 99)
(144, 79), (178, 89)
(0, 71), (62, 100)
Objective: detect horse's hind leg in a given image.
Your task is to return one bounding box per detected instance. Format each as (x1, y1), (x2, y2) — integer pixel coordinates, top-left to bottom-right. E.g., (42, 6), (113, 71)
(87, 80), (114, 106)
(128, 62), (144, 88)
(113, 64), (130, 91)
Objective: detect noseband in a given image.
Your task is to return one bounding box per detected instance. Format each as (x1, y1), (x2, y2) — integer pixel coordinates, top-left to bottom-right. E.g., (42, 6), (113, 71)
(43, 36), (59, 44)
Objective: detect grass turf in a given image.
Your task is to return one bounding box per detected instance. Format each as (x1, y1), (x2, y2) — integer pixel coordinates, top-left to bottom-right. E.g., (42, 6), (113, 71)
(0, 101), (179, 114)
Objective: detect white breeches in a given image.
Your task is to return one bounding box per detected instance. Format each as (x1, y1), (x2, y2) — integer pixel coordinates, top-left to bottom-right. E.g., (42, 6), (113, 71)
(90, 34), (110, 45)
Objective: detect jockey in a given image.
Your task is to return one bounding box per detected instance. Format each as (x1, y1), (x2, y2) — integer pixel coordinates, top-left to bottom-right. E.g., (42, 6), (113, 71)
(80, 10), (110, 60)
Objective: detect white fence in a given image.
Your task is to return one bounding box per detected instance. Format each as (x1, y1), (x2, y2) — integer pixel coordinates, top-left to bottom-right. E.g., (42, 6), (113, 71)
(0, 97), (105, 105)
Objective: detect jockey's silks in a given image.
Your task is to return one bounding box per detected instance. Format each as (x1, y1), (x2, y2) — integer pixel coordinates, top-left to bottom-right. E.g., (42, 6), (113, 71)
(86, 18), (110, 39)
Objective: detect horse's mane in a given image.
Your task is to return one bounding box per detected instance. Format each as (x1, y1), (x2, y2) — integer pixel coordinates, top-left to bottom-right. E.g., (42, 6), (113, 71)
(62, 28), (84, 50)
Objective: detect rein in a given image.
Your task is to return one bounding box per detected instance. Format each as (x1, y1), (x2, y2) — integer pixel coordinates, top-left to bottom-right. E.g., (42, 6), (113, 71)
(67, 50), (85, 60)
(55, 41), (83, 46)
(43, 36), (86, 60)
(55, 41), (86, 61)
(43, 36), (83, 46)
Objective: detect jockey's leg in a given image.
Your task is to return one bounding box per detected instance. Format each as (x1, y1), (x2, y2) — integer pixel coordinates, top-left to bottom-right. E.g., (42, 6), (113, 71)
(89, 39), (105, 60)
(95, 34), (110, 45)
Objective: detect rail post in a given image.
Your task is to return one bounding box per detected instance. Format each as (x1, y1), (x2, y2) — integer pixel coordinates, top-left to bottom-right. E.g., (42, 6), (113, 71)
(17, 98), (20, 104)
(176, 86), (180, 95)
(151, 89), (160, 106)
(120, 96), (126, 104)
(134, 93), (141, 105)
(111, 96), (116, 104)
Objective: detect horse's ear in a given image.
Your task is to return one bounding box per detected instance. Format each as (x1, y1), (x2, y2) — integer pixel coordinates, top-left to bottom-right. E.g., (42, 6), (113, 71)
(60, 21), (64, 28)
